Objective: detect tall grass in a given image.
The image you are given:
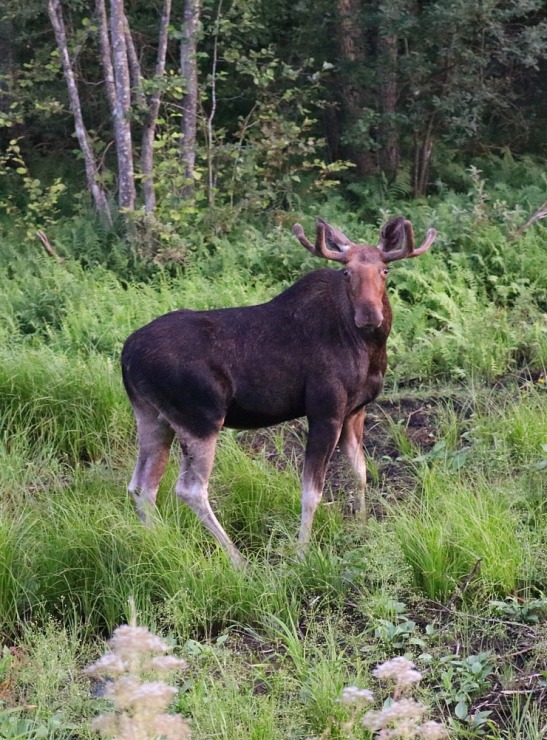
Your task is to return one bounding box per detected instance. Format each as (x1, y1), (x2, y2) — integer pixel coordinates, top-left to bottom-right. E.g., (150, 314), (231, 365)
(0, 347), (128, 465)
(394, 470), (525, 600)
(0, 192), (545, 735)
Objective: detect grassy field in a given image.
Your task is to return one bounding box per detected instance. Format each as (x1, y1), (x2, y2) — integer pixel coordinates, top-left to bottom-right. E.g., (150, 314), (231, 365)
(0, 188), (546, 737)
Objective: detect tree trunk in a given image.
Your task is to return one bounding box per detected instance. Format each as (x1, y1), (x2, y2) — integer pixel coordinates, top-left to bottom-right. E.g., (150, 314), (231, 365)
(0, 18), (15, 117)
(95, 0), (117, 114)
(123, 13), (146, 111)
(335, 0), (376, 176)
(413, 121), (434, 197)
(109, 0), (136, 211)
(141, 0), (172, 213)
(180, 0), (201, 199)
(378, 32), (399, 180)
(48, 0), (112, 222)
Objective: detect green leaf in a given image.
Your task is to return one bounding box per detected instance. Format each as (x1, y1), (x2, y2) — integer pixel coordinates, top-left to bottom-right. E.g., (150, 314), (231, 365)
(455, 701), (468, 719)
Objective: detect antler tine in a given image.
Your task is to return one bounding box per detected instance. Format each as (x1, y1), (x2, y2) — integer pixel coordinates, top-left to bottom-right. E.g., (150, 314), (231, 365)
(293, 222), (349, 263)
(315, 220), (349, 262)
(411, 227), (437, 256)
(293, 223), (317, 255)
(381, 221), (437, 263)
(404, 220), (415, 254)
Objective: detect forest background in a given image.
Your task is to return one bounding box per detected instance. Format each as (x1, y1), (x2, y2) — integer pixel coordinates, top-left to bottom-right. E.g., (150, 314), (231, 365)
(0, 0), (546, 738)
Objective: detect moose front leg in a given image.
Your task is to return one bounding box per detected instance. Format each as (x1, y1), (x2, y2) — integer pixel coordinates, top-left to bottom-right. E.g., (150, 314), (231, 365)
(298, 418), (342, 554)
(339, 408), (367, 520)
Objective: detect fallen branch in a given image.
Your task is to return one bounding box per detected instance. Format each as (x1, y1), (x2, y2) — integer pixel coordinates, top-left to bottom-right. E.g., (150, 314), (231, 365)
(509, 200), (547, 241)
(36, 230), (64, 262)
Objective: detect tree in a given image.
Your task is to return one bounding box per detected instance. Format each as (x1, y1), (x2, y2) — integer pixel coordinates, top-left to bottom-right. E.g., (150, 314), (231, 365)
(335, 0), (377, 176)
(106, 0), (136, 211)
(47, 0), (112, 222)
(48, 0), (173, 217)
(377, 1), (401, 181)
(180, 0), (201, 199)
(395, 0), (547, 195)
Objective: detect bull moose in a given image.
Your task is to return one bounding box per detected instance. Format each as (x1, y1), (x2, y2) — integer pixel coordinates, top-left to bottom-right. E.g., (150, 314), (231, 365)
(121, 217), (436, 566)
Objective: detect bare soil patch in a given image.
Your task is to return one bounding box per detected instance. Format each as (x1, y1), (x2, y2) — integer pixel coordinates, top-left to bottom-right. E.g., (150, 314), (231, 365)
(236, 391), (450, 513)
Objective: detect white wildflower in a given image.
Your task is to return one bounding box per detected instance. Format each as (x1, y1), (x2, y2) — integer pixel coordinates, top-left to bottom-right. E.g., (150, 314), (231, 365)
(363, 698), (425, 735)
(91, 714), (118, 736)
(151, 713), (192, 739)
(85, 652), (127, 677)
(373, 657), (422, 693)
(361, 709), (383, 731)
(130, 680), (177, 711)
(109, 624), (171, 657)
(340, 685), (375, 705)
(148, 655), (188, 673)
(86, 611), (190, 739)
(373, 657), (420, 682)
(379, 697), (425, 725)
(105, 675), (142, 707)
(419, 720), (448, 739)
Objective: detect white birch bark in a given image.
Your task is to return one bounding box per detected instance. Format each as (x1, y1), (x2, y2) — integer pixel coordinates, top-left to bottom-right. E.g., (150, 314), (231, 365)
(48, 0), (112, 222)
(95, 0), (116, 115)
(123, 14), (146, 111)
(109, 0), (136, 211)
(180, 0), (201, 199)
(141, 0), (172, 212)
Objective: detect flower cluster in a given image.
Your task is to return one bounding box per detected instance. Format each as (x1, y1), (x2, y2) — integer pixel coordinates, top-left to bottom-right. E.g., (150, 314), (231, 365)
(340, 686), (375, 706)
(372, 657), (422, 696)
(86, 617), (190, 739)
(340, 657), (446, 739)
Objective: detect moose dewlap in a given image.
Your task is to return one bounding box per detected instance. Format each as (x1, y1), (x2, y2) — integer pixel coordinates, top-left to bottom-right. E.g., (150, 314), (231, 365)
(121, 217), (436, 566)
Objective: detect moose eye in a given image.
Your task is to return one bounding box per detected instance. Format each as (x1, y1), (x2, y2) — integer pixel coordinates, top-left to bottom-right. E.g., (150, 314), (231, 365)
(343, 269), (351, 279)
(383, 269), (389, 276)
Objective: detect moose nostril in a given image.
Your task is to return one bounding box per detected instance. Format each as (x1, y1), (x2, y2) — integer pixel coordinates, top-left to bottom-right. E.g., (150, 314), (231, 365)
(354, 309), (383, 329)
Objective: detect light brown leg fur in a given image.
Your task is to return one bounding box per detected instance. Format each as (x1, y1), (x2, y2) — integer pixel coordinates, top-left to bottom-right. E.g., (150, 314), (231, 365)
(174, 430), (245, 569)
(339, 409), (367, 520)
(129, 403), (174, 522)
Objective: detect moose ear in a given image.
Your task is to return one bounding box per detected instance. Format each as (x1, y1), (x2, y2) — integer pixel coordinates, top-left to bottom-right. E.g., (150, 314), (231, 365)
(378, 216), (406, 252)
(316, 218), (354, 252)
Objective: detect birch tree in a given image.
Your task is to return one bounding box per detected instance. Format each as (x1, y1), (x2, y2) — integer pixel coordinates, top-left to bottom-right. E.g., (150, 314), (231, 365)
(180, 0), (201, 198)
(47, 0), (112, 222)
(95, 0), (172, 214)
(107, 0), (136, 211)
(140, 0), (172, 212)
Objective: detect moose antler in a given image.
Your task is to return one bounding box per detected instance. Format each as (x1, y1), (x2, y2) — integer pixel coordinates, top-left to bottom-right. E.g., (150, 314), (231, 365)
(378, 220), (437, 263)
(293, 220), (351, 263)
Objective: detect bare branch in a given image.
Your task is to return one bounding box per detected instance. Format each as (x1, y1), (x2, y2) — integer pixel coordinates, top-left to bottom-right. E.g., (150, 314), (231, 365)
(36, 230), (64, 262)
(510, 201), (547, 241)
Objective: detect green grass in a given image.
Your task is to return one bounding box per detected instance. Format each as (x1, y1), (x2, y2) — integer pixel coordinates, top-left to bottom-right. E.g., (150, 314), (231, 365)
(394, 470), (525, 600)
(0, 205), (545, 736)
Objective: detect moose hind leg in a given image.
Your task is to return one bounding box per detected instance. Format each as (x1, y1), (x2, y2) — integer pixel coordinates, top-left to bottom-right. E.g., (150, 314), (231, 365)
(129, 403), (175, 522)
(339, 409), (367, 519)
(175, 431), (245, 569)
